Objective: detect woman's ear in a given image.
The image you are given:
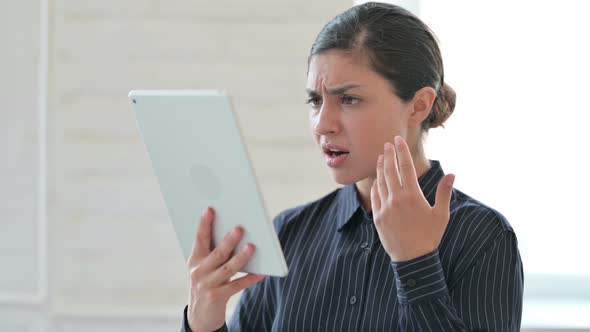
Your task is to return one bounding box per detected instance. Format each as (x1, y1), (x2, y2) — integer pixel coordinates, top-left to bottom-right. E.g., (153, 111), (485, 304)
(408, 86), (437, 126)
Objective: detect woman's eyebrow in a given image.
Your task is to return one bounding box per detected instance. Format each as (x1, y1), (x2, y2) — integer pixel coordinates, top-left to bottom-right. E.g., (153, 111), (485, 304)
(306, 84), (364, 96)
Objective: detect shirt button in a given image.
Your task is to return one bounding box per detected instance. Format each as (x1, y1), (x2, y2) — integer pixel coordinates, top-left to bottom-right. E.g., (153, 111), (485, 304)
(349, 296), (357, 305)
(407, 278), (417, 288)
(360, 242), (369, 249)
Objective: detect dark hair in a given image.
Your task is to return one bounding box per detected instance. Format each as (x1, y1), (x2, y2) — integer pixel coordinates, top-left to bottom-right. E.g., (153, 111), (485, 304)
(308, 2), (456, 132)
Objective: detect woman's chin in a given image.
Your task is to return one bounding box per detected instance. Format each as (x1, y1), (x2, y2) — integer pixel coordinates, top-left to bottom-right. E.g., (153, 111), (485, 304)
(330, 169), (362, 186)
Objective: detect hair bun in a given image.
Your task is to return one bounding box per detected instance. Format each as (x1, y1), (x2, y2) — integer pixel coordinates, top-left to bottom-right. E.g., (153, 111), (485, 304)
(428, 83), (456, 129)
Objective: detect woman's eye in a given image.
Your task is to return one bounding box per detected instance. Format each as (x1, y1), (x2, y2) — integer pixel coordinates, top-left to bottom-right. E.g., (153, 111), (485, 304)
(306, 97), (322, 108)
(341, 95), (360, 105)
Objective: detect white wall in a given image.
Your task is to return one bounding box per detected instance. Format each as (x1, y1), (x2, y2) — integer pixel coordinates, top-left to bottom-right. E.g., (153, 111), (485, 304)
(0, 0), (47, 331)
(0, 0), (43, 298)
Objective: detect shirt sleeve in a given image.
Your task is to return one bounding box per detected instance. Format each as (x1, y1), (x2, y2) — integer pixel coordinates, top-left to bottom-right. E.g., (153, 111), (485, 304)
(180, 305), (229, 332)
(390, 230), (523, 331)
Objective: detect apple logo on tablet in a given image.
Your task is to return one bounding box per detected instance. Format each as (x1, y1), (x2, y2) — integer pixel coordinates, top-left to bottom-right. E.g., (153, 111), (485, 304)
(190, 164), (222, 200)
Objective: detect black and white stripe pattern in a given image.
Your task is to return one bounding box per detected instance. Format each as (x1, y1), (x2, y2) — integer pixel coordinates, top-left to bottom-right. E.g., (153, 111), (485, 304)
(182, 160), (523, 331)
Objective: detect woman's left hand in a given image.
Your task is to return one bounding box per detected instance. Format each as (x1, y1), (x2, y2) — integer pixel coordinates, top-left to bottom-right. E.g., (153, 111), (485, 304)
(371, 136), (455, 262)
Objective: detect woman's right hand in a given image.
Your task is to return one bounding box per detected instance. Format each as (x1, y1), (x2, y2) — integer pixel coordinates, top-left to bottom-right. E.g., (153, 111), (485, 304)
(187, 207), (265, 332)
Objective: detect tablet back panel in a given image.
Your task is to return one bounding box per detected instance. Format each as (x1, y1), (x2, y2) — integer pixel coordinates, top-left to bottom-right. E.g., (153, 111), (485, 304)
(129, 90), (288, 277)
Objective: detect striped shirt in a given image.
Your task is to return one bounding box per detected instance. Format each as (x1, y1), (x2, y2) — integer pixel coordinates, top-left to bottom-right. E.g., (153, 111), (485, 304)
(182, 159), (524, 331)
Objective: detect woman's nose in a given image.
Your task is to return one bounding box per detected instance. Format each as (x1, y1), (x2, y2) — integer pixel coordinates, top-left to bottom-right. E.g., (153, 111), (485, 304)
(313, 102), (340, 136)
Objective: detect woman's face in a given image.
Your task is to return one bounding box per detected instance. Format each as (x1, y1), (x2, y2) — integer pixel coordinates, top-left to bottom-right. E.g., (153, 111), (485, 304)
(306, 50), (412, 185)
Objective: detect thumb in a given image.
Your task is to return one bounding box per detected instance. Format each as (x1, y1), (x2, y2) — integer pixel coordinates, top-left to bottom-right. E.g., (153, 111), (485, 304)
(434, 174), (455, 218)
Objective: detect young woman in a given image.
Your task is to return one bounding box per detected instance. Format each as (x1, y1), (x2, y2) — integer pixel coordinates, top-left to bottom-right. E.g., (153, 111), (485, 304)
(182, 2), (523, 331)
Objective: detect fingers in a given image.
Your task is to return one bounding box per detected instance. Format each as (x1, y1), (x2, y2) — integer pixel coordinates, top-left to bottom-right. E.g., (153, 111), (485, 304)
(370, 178), (381, 212)
(393, 136), (420, 193)
(383, 142), (401, 193)
(434, 174), (455, 218)
(219, 273), (265, 299)
(205, 243), (256, 286)
(198, 225), (244, 273)
(376, 154), (388, 200)
(189, 207), (214, 266)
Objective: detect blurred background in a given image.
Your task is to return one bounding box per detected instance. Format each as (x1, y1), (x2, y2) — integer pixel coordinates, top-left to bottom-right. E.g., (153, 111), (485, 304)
(1, 0), (589, 331)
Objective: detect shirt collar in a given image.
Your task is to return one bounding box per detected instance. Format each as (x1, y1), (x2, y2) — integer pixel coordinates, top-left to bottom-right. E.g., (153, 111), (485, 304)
(335, 159), (446, 232)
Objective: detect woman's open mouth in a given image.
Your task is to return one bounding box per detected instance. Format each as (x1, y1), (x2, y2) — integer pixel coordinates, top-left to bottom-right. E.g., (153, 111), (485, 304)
(322, 144), (350, 168)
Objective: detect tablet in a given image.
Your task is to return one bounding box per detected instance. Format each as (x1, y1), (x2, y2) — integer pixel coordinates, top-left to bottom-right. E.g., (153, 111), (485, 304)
(129, 90), (288, 277)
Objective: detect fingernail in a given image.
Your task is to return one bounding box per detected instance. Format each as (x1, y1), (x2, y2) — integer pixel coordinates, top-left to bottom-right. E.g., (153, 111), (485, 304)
(384, 142), (394, 151)
(233, 226), (243, 235)
(242, 243), (253, 253)
(446, 174), (455, 186)
(394, 136), (403, 148)
(378, 154), (384, 164)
